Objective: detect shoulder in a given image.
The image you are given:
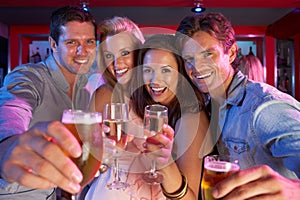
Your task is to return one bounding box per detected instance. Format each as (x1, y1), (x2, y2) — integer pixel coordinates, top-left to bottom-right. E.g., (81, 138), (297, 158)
(241, 81), (293, 112)
(94, 84), (113, 112)
(4, 63), (47, 86)
(95, 84), (113, 95)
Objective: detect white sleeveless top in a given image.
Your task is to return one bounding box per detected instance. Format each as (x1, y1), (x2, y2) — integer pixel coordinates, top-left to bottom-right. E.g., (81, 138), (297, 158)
(85, 99), (166, 200)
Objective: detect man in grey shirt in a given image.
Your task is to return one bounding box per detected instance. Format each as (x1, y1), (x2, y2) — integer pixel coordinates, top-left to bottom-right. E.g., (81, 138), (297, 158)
(0, 5), (98, 199)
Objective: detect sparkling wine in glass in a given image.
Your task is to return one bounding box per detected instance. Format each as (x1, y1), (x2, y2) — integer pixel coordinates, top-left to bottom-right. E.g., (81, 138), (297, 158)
(61, 109), (103, 200)
(142, 104), (168, 185)
(103, 103), (132, 190)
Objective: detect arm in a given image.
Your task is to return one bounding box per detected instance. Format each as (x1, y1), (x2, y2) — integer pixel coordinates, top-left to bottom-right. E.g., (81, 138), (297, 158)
(0, 67), (83, 194)
(93, 84), (113, 113)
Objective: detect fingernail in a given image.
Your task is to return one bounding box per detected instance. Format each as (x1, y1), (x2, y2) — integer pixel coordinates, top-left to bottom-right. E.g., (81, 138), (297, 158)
(70, 145), (81, 157)
(102, 125), (110, 133)
(71, 171), (83, 183)
(69, 182), (81, 193)
(163, 124), (168, 129)
(212, 188), (219, 198)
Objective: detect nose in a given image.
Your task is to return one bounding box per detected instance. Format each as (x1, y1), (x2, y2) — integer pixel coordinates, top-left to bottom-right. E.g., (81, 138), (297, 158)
(113, 56), (123, 67)
(76, 44), (88, 56)
(150, 70), (162, 83)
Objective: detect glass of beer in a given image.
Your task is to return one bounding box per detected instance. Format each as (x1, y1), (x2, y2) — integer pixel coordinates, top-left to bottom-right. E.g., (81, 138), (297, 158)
(201, 155), (240, 200)
(61, 109), (103, 200)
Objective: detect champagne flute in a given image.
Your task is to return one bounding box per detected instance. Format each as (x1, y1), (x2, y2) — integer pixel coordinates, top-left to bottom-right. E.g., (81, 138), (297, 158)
(201, 155), (240, 200)
(103, 103), (131, 190)
(61, 109), (103, 200)
(142, 104), (168, 185)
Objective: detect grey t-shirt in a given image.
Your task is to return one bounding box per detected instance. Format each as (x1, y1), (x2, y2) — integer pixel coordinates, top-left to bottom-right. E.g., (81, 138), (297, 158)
(0, 55), (95, 199)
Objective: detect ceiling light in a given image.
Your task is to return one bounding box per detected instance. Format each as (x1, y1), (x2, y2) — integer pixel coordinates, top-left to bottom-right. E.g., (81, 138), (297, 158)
(80, 0), (90, 12)
(191, 1), (206, 14)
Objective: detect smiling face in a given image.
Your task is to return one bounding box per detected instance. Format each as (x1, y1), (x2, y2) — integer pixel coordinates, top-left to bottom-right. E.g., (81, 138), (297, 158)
(50, 21), (97, 75)
(182, 31), (237, 96)
(102, 32), (136, 87)
(143, 49), (178, 105)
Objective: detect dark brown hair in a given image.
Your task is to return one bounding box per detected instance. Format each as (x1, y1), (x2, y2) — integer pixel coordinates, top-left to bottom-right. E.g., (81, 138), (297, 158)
(176, 12), (239, 69)
(50, 5), (97, 45)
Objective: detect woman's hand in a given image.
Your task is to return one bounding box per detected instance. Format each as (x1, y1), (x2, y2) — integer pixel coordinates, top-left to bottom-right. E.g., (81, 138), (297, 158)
(142, 124), (174, 168)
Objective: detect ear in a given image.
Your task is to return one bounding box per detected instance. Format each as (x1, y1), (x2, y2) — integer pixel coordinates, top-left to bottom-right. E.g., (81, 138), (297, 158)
(228, 43), (238, 64)
(48, 36), (57, 52)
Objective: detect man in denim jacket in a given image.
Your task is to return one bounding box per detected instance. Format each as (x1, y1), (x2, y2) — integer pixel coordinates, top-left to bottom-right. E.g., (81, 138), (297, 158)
(176, 12), (300, 199)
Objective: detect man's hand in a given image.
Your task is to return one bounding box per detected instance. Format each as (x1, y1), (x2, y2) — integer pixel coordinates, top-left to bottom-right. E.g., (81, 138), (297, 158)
(212, 165), (300, 200)
(1, 121), (83, 194)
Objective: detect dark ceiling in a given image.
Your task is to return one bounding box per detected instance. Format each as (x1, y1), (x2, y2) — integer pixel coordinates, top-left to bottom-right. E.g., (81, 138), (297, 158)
(0, 0), (299, 26)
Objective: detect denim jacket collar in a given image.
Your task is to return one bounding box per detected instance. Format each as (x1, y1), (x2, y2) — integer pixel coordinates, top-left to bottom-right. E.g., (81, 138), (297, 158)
(225, 71), (247, 106)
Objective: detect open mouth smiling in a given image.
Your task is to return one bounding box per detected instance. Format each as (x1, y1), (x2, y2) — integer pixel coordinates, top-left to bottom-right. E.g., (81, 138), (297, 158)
(151, 86), (167, 95)
(196, 72), (213, 79)
(115, 68), (128, 76)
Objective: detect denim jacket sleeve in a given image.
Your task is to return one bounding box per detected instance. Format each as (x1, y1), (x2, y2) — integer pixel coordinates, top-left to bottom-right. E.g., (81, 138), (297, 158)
(253, 99), (300, 176)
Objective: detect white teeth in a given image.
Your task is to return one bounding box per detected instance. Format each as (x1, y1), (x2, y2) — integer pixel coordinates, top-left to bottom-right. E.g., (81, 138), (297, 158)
(196, 72), (212, 79)
(75, 59), (88, 64)
(116, 68), (128, 75)
(152, 87), (165, 92)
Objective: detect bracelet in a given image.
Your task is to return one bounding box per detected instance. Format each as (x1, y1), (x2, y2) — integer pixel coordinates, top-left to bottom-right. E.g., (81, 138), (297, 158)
(161, 173), (188, 199)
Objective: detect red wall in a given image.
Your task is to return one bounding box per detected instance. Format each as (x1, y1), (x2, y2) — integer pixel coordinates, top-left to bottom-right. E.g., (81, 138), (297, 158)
(9, 26), (49, 71)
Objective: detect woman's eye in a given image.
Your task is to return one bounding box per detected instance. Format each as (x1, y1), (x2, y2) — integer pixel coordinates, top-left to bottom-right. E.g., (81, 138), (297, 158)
(143, 68), (151, 73)
(121, 51), (130, 56)
(105, 54), (113, 59)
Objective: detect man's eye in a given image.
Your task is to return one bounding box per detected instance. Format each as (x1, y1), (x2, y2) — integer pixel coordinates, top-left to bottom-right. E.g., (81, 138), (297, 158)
(66, 40), (77, 45)
(162, 68), (171, 73)
(87, 39), (96, 45)
(204, 52), (213, 58)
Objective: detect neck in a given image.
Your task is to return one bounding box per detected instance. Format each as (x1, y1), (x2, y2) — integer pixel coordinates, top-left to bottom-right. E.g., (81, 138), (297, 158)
(58, 65), (78, 99)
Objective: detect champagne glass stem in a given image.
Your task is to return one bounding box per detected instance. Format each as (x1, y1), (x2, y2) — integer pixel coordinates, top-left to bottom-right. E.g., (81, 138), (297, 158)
(113, 158), (120, 182)
(150, 160), (157, 176)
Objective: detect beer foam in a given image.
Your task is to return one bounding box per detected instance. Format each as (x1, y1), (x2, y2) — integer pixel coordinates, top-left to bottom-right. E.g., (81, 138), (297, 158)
(62, 110), (102, 124)
(204, 161), (240, 172)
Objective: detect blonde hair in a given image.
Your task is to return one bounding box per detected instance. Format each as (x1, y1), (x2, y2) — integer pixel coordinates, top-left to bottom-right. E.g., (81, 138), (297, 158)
(99, 16), (144, 44)
(238, 55), (264, 82)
